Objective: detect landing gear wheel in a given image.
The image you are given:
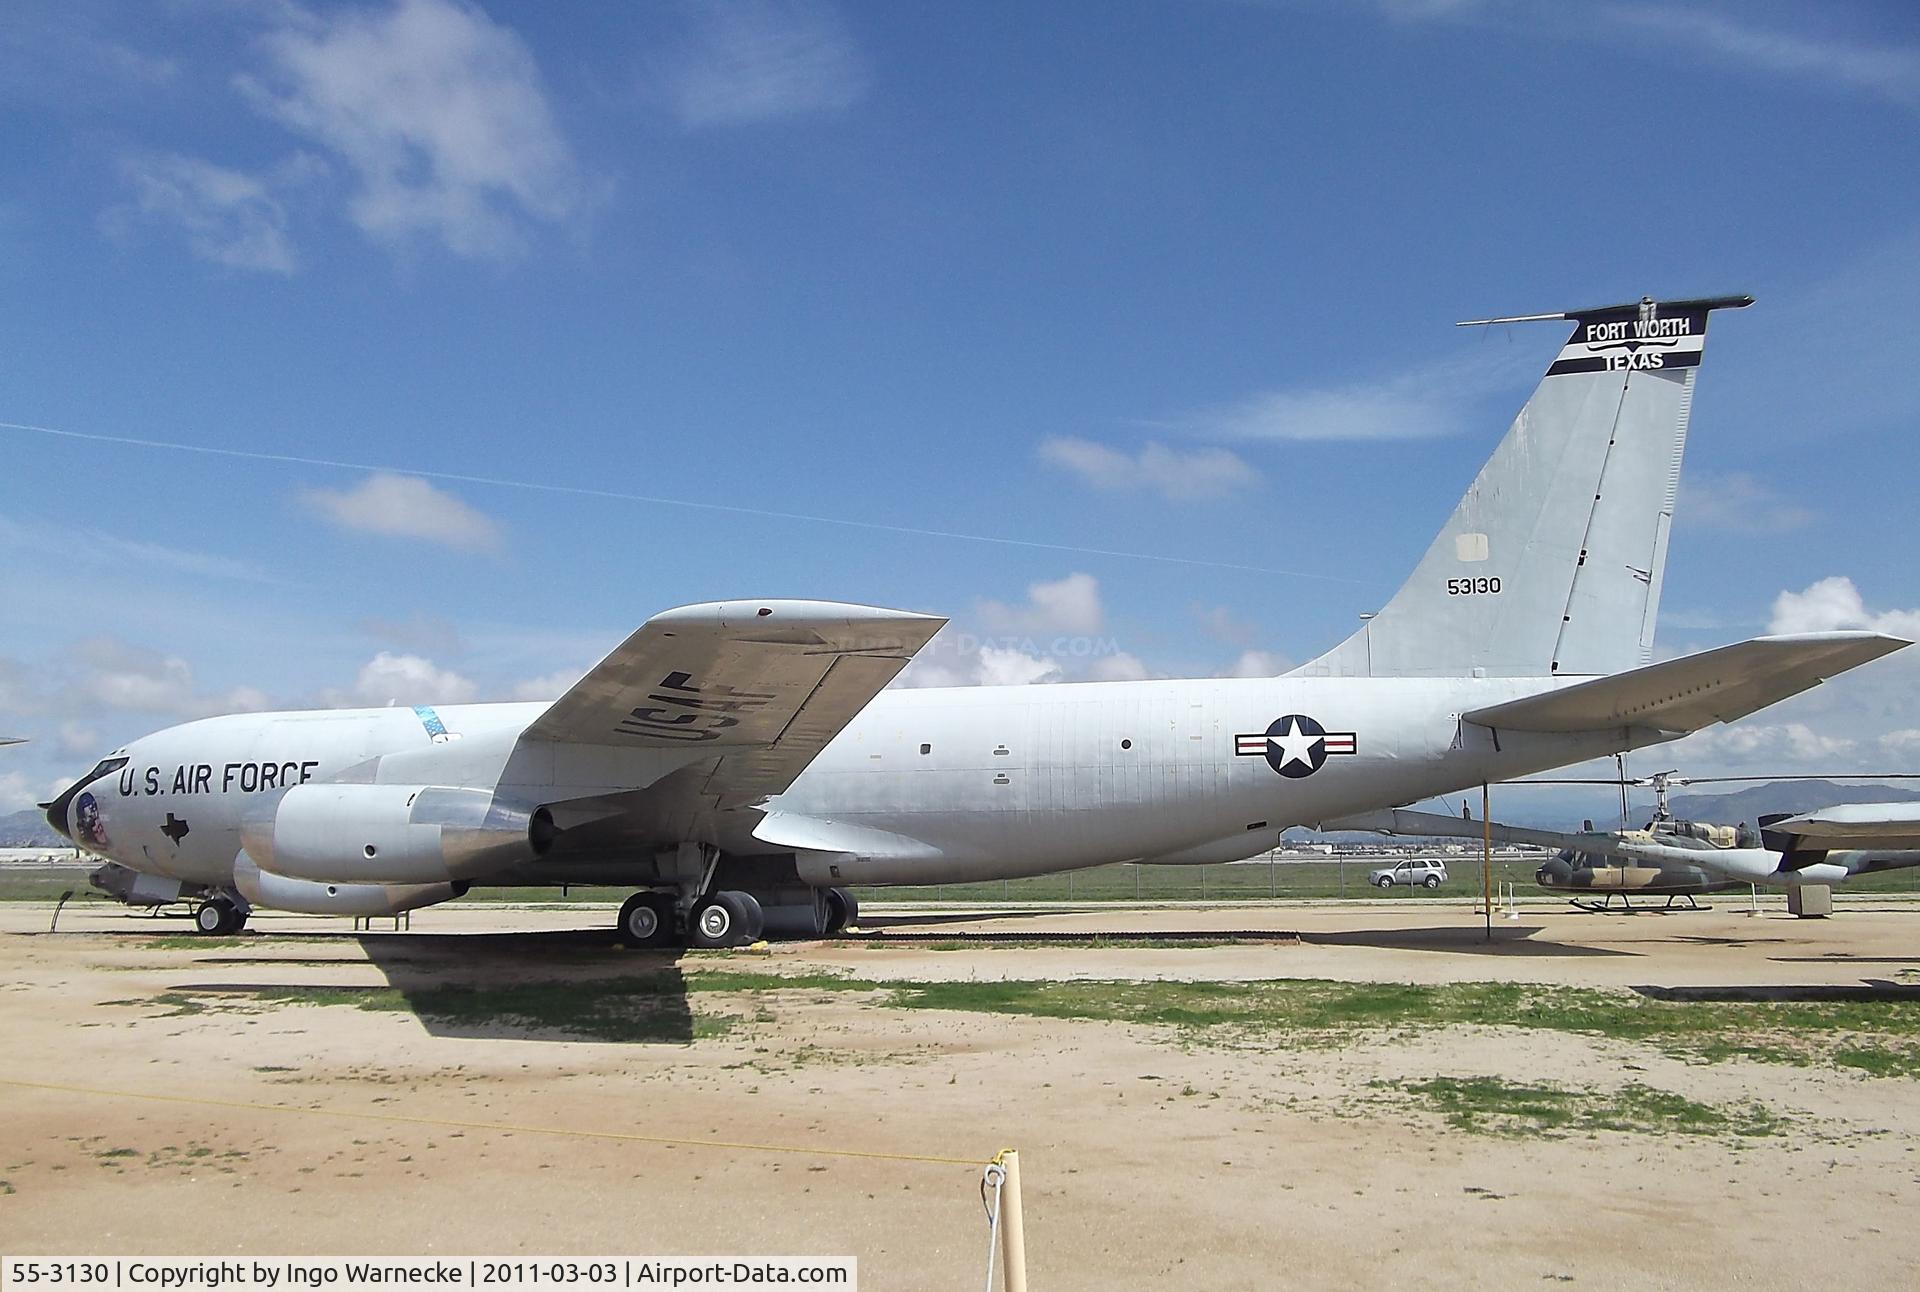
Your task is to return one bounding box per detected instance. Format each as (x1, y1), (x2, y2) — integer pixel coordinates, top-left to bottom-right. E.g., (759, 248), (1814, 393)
(690, 891), (764, 949)
(196, 898), (244, 935)
(617, 891), (678, 949)
(1423, 875), (1442, 889)
(823, 886), (858, 936)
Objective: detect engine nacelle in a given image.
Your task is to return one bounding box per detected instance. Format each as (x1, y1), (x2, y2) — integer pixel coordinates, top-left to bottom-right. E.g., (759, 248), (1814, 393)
(241, 783), (554, 885)
(234, 849), (465, 916)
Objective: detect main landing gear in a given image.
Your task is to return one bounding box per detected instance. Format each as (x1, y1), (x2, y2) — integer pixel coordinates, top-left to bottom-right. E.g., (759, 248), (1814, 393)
(193, 896), (248, 935)
(823, 886), (858, 935)
(617, 889), (765, 949)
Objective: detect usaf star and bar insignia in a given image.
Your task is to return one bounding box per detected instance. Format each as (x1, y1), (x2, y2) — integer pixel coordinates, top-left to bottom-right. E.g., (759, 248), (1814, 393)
(1234, 714), (1357, 779)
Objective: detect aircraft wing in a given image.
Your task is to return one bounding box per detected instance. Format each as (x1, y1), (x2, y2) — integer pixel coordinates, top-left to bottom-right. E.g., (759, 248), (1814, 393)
(1323, 806), (1579, 850)
(522, 599), (946, 809)
(1461, 632), (1907, 734)
(1768, 803), (1920, 851)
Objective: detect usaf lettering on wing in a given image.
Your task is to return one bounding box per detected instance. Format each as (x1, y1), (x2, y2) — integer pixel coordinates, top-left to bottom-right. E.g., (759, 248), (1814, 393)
(615, 670), (778, 742)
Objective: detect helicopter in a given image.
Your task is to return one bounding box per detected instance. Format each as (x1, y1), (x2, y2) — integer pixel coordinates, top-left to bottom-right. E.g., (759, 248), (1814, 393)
(1332, 767), (1920, 912)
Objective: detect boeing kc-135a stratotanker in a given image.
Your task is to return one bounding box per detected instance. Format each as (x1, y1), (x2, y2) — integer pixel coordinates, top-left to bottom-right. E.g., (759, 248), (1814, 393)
(43, 295), (1909, 945)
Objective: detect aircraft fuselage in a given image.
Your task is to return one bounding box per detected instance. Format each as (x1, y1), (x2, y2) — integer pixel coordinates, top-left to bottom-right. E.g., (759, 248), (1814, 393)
(66, 673), (1646, 891)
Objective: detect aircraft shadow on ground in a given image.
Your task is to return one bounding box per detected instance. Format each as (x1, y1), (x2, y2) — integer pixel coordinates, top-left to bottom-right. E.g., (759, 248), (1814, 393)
(170, 928), (698, 1045)
(855, 907), (1103, 930)
(1634, 982), (1920, 1003)
(356, 930), (697, 1044)
(1298, 924), (1631, 957)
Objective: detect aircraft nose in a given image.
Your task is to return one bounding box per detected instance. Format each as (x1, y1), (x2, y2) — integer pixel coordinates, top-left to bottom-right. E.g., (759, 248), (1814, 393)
(42, 753), (128, 845)
(42, 797), (72, 841)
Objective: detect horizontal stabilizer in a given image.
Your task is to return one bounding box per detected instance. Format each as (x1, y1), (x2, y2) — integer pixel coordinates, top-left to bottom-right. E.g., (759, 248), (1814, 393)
(1324, 807), (1579, 850)
(1768, 802), (1920, 852)
(1461, 632), (1908, 735)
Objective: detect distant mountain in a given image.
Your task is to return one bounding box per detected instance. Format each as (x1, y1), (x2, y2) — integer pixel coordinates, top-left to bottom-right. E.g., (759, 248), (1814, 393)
(1668, 781), (1920, 827)
(0, 809), (63, 848)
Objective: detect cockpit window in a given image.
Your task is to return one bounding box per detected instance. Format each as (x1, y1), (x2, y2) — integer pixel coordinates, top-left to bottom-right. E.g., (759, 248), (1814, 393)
(82, 757), (129, 784)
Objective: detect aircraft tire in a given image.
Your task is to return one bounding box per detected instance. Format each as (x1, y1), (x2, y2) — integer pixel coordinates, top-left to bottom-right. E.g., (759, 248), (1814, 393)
(617, 891), (678, 949)
(196, 898), (242, 936)
(735, 891), (765, 943)
(691, 891), (762, 948)
(823, 887), (858, 935)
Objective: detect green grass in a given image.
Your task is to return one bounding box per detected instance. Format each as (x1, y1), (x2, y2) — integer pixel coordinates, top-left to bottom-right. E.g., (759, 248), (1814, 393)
(1379, 1076), (1784, 1139)
(104, 966), (1920, 1076)
(0, 866), (96, 901)
(694, 971), (1920, 1075)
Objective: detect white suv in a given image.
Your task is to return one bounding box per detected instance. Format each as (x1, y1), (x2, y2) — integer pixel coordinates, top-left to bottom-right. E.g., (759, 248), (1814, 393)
(1367, 859), (1448, 889)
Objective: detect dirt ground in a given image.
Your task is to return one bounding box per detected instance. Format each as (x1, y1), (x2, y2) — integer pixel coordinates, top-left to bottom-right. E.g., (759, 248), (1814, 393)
(3, 898), (1919, 1289)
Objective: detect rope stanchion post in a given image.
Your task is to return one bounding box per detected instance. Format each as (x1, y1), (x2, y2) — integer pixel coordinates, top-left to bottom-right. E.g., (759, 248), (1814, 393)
(980, 1161), (1006, 1292)
(998, 1149), (1028, 1292)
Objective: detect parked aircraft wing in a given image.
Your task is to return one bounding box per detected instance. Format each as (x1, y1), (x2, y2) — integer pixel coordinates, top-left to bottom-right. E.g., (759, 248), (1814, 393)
(521, 600), (945, 806)
(1767, 802), (1920, 851)
(1324, 807), (1579, 850)
(1461, 632), (1907, 735)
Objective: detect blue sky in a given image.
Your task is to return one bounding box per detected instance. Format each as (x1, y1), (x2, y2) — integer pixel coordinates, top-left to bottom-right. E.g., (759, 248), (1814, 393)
(4, 0), (1920, 815)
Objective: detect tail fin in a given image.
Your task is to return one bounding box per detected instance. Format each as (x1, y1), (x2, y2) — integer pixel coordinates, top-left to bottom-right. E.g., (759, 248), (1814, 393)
(1290, 294), (1753, 680)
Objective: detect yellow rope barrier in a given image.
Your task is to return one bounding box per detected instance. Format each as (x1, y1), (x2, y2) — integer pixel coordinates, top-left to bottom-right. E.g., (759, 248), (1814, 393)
(0, 1076), (984, 1168)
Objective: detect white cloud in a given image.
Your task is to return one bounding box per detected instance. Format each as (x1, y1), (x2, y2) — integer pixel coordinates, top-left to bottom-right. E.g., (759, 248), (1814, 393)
(240, 0), (584, 258)
(978, 572), (1104, 636)
(1768, 577), (1920, 640)
(1222, 650), (1289, 678)
(1665, 720), (1855, 770)
(1038, 438), (1260, 501)
(70, 637), (269, 719)
(0, 770), (72, 815)
(1087, 652), (1150, 682)
(1365, 2), (1920, 111)
(510, 668), (580, 702)
(1171, 345), (1535, 442)
(1877, 729), (1920, 756)
(302, 472), (501, 551)
(892, 657), (971, 689)
(112, 152), (298, 274)
(1195, 604), (1258, 647)
(973, 645), (1062, 688)
(1679, 470), (1813, 534)
(1609, 6), (1920, 109)
(331, 651), (475, 707)
(662, 0), (867, 127)
(56, 722), (101, 758)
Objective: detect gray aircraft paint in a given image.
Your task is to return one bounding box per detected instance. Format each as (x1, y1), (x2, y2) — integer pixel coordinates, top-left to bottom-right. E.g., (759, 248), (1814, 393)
(44, 297), (1912, 916)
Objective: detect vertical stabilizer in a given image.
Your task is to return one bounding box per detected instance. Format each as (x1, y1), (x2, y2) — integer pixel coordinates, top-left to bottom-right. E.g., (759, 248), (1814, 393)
(1290, 295), (1752, 680)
